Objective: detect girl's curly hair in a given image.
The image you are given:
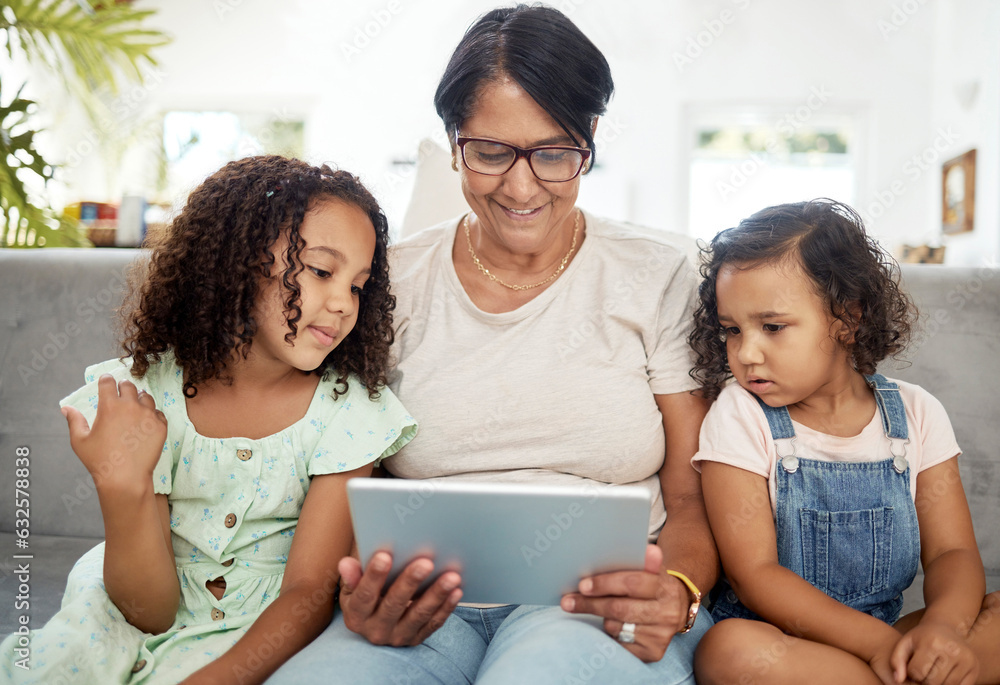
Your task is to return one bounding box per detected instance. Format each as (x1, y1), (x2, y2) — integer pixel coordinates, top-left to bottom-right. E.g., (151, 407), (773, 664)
(688, 198), (915, 402)
(120, 155), (394, 400)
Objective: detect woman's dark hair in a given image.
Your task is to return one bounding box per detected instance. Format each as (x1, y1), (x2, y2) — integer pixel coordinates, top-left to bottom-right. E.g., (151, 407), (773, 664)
(434, 3), (614, 167)
(689, 199), (915, 402)
(121, 155), (394, 400)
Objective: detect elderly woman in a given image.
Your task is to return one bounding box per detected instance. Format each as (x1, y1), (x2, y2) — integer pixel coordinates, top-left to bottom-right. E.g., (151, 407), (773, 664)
(270, 5), (717, 683)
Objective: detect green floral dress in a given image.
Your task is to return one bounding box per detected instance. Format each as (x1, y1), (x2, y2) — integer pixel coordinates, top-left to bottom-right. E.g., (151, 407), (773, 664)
(0, 353), (416, 684)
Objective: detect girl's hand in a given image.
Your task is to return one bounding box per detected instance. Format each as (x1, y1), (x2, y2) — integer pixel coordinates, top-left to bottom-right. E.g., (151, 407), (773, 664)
(338, 552), (463, 646)
(177, 670), (218, 685)
(890, 620), (979, 685)
(62, 374), (167, 489)
(869, 635), (915, 685)
(560, 545), (690, 662)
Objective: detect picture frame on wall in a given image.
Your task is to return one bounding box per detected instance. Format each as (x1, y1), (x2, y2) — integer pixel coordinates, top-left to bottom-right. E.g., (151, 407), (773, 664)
(942, 149), (976, 234)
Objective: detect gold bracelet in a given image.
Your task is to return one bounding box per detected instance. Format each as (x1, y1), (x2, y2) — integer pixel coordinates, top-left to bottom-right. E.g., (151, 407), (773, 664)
(666, 570), (702, 634)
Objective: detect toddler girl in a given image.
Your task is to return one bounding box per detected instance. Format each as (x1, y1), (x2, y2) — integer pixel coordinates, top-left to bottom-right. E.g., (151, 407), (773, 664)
(689, 199), (998, 684)
(0, 155), (416, 684)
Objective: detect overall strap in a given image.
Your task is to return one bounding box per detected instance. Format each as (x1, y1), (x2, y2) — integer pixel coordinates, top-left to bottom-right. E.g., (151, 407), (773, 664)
(865, 373), (909, 440)
(865, 373), (910, 472)
(752, 394), (795, 439)
(752, 393), (799, 471)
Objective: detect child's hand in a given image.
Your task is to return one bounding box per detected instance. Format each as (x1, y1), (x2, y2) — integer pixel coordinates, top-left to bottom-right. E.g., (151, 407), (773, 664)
(890, 620), (979, 685)
(62, 374), (167, 490)
(177, 667), (223, 685)
(869, 634), (920, 685)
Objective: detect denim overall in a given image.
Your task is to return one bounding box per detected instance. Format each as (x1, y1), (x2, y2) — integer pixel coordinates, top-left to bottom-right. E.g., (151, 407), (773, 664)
(712, 374), (921, 625)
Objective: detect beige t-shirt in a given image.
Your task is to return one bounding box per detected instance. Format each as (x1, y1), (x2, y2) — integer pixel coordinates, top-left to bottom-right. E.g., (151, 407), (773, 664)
(385, 211), (700, 540)
(691, 380), (961, 517)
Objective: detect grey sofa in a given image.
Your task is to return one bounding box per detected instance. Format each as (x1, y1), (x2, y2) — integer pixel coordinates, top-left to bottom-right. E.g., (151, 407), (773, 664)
(1, 248), (998, 638)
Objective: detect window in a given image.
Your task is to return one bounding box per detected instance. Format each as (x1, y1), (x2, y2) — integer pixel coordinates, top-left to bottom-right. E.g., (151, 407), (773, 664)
(685, 105), (861, 242)
(161, 111), (304, 201)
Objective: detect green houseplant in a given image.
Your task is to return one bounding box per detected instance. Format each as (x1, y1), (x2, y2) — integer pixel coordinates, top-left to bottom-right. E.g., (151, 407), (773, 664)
(1, 0), (169, 247)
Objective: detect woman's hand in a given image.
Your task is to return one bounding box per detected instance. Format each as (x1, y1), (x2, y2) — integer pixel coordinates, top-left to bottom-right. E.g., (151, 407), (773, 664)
(560, 545), (691, 662)
(889, 620), (979, 685)
(338, 551), (463, 646)
(62, 374), (167, 489)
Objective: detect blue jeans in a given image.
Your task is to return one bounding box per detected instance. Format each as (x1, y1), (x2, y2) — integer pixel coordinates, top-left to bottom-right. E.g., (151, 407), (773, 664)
(267, 604), (712, 684)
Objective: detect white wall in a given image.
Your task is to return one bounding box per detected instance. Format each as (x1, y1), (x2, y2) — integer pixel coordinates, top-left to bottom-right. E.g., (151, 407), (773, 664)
(630, 0), (937, 249)
(12, 0), (999, 264)
(929, 0), (1000, 266)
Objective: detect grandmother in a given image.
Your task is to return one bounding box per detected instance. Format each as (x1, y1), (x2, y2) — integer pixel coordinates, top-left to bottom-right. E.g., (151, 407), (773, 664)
(270, 4), (717, 683)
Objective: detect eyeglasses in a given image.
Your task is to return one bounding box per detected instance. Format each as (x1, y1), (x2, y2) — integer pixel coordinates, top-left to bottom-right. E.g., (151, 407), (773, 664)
(456, 135), (592, 183)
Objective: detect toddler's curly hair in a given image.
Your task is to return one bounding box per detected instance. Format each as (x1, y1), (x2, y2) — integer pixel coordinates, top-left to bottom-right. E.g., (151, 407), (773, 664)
(688, 199), (915, 402)
(120, 155), (394, 400)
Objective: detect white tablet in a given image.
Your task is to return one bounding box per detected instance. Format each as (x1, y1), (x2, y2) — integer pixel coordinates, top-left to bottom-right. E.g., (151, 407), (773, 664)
(347, 478), (650, 606)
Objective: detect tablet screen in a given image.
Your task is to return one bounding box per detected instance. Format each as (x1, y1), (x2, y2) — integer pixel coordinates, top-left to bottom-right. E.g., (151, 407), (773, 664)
(348, 479), (650, 605)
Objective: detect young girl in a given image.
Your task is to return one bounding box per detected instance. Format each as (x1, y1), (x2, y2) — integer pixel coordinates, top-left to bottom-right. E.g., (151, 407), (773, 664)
(0, 156), (416, 684)
(688, 199), (999, 685)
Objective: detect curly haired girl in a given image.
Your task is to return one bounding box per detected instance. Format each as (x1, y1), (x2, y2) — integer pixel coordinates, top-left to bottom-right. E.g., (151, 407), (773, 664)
(1, 156), (417, 685)
(689, 199), (999, 684)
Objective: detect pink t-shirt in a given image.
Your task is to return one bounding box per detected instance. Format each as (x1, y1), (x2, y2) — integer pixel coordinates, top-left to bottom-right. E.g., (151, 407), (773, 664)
(692, 379), (961, 516)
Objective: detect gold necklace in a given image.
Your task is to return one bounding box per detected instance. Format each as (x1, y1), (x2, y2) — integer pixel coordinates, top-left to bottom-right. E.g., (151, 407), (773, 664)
(464, 210), (581, 292)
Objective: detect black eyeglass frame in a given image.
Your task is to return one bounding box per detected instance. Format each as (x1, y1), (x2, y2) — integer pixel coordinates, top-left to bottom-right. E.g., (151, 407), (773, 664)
(455, 135), (592, 182)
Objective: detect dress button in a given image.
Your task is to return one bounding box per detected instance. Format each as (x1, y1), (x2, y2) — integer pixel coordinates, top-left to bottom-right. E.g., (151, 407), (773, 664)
(211, 608), (225, 621)
(224, 513), (237, 528)
(892, 454), (908, 474)
(222, 558), (234, 567)
(236, 448), (252, 461)
(131, 659), (147, 673)
(726, 590), (739, 603)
